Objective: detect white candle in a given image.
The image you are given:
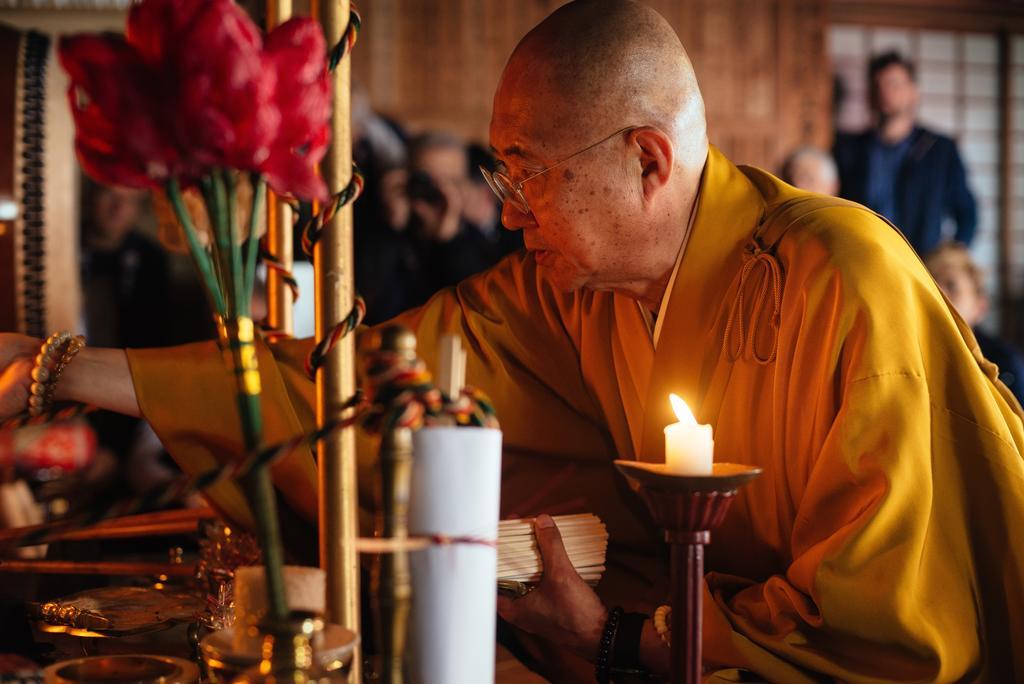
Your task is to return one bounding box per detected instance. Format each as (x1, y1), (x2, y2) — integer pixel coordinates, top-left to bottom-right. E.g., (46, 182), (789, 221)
(663, 394), (713, 474)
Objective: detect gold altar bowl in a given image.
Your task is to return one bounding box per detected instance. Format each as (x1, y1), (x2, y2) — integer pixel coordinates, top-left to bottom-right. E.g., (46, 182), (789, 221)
(42, 655), (199, 684)
(200, 623), (358, 683)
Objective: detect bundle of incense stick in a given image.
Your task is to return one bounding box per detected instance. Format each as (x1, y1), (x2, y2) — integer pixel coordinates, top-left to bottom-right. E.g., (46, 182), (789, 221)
(497, 513), (607, 585)
(438, 334), (467, 400)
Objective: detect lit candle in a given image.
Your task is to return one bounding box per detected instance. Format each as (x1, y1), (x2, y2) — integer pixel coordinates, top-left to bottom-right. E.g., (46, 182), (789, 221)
(663, 394), (713, 474)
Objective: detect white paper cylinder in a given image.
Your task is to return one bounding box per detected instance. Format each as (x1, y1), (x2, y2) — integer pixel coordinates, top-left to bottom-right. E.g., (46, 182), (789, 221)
(408, 426), (502, 684)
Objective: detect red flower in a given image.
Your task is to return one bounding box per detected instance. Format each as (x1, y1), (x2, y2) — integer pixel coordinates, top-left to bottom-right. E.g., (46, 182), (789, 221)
(128, 0), (280, 172)
(62, 0), (332, 201)
(58, 34), (186, 188)
(123, 0), (208, 68)
(262, 17), (331, 201)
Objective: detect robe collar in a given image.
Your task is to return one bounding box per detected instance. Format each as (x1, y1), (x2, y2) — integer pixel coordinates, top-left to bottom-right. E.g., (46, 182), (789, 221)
(636, 145), (768, 461)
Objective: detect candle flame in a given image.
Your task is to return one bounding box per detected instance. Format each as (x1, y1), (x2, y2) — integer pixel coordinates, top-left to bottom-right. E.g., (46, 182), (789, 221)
(669, 393), (697, 425)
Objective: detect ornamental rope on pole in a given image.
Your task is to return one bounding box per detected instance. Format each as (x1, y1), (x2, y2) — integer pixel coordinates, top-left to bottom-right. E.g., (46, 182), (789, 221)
(311, 0), (362, 675)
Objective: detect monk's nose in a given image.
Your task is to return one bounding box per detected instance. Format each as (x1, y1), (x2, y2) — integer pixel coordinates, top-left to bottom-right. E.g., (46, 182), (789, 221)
(501, 200), (535, 232)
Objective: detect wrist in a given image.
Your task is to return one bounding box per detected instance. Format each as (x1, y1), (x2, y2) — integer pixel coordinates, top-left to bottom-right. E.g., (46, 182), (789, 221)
(53, 346), (139, 417)
(53, 344), (104, 403)
(50, 349), (78, 403)
(578, 605), (610, 657)
(27, 333), (83, 415)
(638, 617), (671, 677)
(594, 606), (622, 683)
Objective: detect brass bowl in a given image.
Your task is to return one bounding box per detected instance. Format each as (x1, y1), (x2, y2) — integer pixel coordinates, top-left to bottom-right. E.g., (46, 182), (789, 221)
(42, 655), (198, 684)
(200, 624), (358, 683)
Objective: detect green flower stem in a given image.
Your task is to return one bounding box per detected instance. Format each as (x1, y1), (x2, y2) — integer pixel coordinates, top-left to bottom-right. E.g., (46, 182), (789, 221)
(243, 445), (289, 622)
(210, 172), (236, 318)
(165, 179), (225, 316)
(224, 170), (245, 318)
(200, 177), (229, 315)
(209, 168), (288, 625)
(243, 174), (266, 308)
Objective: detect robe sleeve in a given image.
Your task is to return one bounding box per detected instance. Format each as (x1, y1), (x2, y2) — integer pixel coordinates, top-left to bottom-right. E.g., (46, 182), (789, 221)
(702, 211), (1024, 681)
(708, 370), (1024, 681)
(705, 372), (968, 681)
(126, 253), (609, 527)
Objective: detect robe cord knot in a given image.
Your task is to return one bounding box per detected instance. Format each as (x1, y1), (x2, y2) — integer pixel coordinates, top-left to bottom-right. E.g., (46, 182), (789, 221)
(723, 238), (782, 364)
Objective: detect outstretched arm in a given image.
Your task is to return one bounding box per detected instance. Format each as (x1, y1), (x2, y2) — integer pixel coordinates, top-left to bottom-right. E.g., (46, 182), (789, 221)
(0, 333), (139, 421)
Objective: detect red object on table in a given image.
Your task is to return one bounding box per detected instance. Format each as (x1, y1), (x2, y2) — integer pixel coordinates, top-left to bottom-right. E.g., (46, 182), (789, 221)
(0, 421), (96, 474)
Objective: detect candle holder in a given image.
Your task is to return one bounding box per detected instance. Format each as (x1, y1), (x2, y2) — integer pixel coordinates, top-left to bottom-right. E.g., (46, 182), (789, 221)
(613, 461), (761, 684)
(372, 325), (416, 684)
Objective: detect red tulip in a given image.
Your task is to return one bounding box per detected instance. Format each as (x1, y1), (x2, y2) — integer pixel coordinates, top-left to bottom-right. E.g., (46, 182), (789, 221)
(124, 0), (208, 68)
(58, 34), (185, 188)
(63, 0), (332, 201)
(128, 0), (281, 171)
(262, 17), (331, 201)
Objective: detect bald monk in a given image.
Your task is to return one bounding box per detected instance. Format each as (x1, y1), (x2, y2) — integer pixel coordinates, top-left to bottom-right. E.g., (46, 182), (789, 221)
(3, 1), (1024, 680)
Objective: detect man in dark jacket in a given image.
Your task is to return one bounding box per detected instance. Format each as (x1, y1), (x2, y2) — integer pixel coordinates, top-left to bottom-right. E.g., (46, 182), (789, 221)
(833, 51), (976, 255)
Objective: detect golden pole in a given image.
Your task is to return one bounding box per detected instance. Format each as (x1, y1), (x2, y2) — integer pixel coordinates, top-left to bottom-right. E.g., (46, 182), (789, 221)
(265, 0), (295, 338)
(261, 2), (297, 631)
(312, 0), (361, 677)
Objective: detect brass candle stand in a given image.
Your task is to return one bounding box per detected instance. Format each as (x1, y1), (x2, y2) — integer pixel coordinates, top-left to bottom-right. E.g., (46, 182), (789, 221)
(614, 461), (761, 684)
(372, 326), (417, 684)
(234, 612), (339, 683)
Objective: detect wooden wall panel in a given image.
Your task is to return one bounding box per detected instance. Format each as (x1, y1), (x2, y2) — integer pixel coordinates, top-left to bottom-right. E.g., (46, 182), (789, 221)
(829, 0), (1024, 33)
(351, 0), (831, 171)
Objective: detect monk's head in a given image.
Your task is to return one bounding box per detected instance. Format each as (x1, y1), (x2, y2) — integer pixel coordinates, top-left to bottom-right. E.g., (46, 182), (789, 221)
(489, 0), (707, 299)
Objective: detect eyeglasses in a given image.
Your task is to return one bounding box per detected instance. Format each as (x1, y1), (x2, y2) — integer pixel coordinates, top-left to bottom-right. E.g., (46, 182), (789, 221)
(480, 126), (635, 215)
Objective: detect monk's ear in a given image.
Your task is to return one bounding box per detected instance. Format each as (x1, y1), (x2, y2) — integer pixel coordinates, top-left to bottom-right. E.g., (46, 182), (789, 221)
(630, 127), (673, 201)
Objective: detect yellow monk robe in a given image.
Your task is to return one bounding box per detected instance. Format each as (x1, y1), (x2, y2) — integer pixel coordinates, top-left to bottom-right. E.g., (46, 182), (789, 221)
(127, 146), (1024, 681)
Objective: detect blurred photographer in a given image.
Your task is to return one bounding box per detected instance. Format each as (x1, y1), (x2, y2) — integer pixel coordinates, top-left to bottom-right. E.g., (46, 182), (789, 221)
(406, 132), (467, 244)
(356, 132), (522, 323)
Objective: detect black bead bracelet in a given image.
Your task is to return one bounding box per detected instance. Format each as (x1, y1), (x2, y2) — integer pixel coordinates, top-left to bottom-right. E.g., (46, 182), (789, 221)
(595, 606), (623, 683)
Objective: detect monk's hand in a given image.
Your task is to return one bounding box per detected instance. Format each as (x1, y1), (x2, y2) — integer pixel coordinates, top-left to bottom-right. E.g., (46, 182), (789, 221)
(0, 334), (38, 421)
(497, 513), (608, 660)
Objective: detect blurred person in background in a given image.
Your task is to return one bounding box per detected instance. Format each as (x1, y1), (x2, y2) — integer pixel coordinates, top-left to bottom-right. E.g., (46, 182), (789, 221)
(80, 182), (169, 349)
(80, 180), (207, 498)
(352, 80), (408, 184)
(779, 146), (839, 196)
(925, 241), (1024, 405)
(925, 242), (1019, 405)
(834, 51), (976, 255)
(460, 143), (524, 268)
(356, 132), (521, 323)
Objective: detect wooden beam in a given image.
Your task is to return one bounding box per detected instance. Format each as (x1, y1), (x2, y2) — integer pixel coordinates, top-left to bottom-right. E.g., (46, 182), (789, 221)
(828, 0), (1024, 33)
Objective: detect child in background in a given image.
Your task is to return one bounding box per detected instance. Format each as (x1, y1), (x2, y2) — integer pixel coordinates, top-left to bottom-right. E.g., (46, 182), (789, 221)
(925, 241), (1024, 405)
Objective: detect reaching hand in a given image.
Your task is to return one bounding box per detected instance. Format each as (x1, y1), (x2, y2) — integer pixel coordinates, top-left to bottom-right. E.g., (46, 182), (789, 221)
(496, 513), (609, 660)
(0, 333), (40, 421)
